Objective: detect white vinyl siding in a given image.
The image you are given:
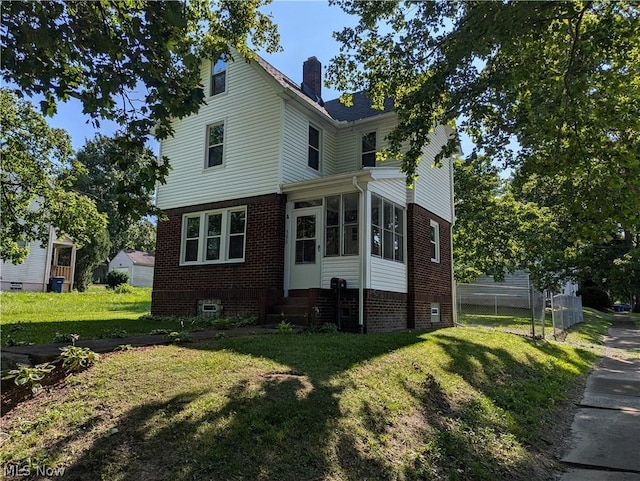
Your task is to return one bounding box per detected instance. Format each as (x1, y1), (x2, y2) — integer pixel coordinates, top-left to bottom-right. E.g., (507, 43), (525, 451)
(321, 256), (360, 289)
(282, 104), (336, 182)
(157, 58), (282, 210)
(411, 125), (454, 222)
(131, 265), (154, 288)
(0, 240), (48, 290)
(370, 256), (407, 293)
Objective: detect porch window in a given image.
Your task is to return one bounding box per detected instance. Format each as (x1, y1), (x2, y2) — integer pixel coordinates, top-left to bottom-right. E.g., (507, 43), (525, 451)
(181, 207), (246, 264)
(371, 194), (405, 263)
(325, 193), (359, 256)
(211, 58), (227, 96)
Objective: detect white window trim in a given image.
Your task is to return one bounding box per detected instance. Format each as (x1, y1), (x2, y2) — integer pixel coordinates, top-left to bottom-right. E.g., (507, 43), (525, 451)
(371, 194), (405, 264)
(430, 219), (440, 263)
(307, 124), (321, 172)
(210, 58), (228, 97)
(324, 193), (359, 257)
(180, 206), (247, 266)
(205, 121), (225, 170)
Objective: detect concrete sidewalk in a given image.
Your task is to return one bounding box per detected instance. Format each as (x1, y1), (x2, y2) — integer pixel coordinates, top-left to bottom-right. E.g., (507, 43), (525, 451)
(557, 314), (640, 481)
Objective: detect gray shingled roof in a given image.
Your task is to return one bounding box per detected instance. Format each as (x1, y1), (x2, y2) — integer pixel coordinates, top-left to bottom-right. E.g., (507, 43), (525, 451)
(124, 250), (155, 267)
(324, 92), (394, 122)
(254, 56), (394, 122)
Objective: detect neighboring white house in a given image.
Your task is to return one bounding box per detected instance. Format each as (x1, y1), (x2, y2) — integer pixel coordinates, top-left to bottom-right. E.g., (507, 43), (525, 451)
(0, 225), (77, 292)
(108, 250), (155, 287)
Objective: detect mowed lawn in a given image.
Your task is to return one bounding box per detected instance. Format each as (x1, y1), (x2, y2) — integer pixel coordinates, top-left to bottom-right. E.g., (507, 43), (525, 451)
(1, 287), (185, 346)
(0, 324), (603, 481)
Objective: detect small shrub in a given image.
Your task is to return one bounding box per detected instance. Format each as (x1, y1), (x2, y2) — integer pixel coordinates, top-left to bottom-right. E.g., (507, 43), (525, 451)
(99, 329), (129, 339)
(114, 283), (134, 294)
(277, 320), (293, 333)
(115, 344), (132, 351)
(150, 328), (170, 335)
(106, 270), (129, 289)
(211, 317), (232, 330)
(166, 331), (192, 343)
(1, 363), (55, 394)
(57, 346), (100, 372)
(53, 332), (80, 344)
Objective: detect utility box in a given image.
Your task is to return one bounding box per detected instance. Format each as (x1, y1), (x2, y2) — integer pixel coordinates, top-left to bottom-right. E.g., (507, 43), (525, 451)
(197, 299), (223, 318)
(330, 277), (346, 291)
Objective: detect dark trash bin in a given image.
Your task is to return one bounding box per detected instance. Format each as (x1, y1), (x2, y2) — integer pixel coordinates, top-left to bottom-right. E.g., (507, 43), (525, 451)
(49, 276), (65, 293)
(331, 277), (347, 329)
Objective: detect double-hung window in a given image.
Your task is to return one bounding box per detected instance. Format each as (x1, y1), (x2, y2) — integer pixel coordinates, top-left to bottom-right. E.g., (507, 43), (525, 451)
(361, 132), (376, 167)
(308, 125), (320, 170)
(371, 194), (404, 263)
(325, 193), (359, 256)
(211, 58), (227, 96)
(181, 207), (246, 264)
(207, 122), (224, 168)
(430, 220), (440, 263)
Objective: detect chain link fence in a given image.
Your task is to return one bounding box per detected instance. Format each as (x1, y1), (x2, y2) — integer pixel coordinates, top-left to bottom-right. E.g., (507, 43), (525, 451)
(549, 294), (584, 340)
(455, 274), (547, 339)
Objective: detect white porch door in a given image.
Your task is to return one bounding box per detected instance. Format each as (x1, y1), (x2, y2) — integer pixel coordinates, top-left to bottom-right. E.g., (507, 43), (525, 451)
(290, 207), (322, 289)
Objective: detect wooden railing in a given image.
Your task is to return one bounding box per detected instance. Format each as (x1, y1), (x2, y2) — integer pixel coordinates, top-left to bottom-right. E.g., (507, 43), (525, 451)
(51, 265), (72, 280)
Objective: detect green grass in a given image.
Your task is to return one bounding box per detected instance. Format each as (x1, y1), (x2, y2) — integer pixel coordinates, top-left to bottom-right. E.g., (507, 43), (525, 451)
(561, 308), (614, 346)
(1, 328), (598, 481)
(0, 287), (175, 346)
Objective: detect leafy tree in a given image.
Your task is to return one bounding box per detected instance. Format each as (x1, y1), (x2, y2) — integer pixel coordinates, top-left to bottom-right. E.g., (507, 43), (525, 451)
(328, 1), (640, 244)
(0, 88), (106, 264)
(2, 0), (280, 214)
(74, 228), (111, 292)
(453, 156), (567, 290)
(73, 134), (157, 258)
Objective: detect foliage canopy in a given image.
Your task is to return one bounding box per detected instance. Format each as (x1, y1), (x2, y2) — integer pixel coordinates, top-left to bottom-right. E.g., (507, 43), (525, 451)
(328, 0), (639, 243)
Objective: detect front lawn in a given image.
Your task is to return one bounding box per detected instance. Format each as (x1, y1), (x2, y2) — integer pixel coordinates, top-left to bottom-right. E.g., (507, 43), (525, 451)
(0, 327), (598, 481)
(1, 288), (180, 346)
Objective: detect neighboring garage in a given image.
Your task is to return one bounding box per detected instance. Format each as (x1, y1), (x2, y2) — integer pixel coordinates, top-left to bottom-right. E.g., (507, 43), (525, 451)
(108, 250), (155, 287)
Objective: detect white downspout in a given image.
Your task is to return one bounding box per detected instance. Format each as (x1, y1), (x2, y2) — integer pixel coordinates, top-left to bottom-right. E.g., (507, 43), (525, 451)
(353, 176), (365, 332)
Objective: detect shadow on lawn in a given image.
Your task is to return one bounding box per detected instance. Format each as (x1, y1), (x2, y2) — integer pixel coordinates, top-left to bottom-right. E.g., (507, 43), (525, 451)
(56, 330), (595, 481)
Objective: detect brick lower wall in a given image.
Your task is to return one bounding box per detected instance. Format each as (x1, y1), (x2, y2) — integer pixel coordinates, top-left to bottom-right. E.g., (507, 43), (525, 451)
(407, 204), (454, 328)
(152, 193), (286, 319)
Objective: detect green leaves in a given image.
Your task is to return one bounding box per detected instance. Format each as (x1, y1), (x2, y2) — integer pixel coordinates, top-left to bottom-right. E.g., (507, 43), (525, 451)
(0, 88), (107, 264)
(329, 1), (640, 243)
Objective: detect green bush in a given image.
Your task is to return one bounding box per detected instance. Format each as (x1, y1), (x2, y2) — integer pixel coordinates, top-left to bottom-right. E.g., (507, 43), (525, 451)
(114, 283), (134, 294)
(57, 345), (100, 371)
(578, 286), (611, 311)
(106, 270), (129, 289)
(1, 363), (56, 394)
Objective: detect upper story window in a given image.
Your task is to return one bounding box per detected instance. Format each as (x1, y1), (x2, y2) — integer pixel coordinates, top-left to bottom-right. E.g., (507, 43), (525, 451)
(361, 132), (376, 167)
(181, 207), (247, 265)
(371, 194), (404, 263)
(430, 220), (440, 263)
(211, 58), (227, 96)
(308, 125), (320, 170)
(207, 122), (224, 168)
(325, 193), (359, 256)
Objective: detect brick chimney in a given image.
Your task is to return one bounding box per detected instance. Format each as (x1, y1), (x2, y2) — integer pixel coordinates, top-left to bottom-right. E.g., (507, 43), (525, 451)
(302, 56), (322, 99)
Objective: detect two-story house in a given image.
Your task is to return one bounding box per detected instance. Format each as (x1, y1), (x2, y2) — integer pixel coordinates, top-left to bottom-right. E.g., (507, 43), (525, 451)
(151, 53), (455, 333)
